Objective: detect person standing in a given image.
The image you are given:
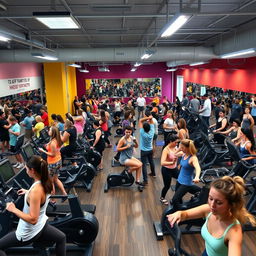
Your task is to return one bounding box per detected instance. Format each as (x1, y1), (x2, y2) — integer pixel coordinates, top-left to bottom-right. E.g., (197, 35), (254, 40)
(21, 110), (34, 140)
(40, 107), (49, 127)
(8, 116), (24, 169)
(139, 114), (155, 185)
(199, 94), (212, 134)
(0, 111), (10, 152)
(230, 98), (243, 123)
(190, 94), (200, 113)
(136, 93), (146, 120)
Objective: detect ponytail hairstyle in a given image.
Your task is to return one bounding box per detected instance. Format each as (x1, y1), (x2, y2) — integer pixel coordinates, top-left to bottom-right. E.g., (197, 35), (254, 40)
(211, 176), (256, 226)
(26, 155), (52, 194)
(49, 126), (63, 147)
(180, 139), (197, 155)
(241, 128), (256, 151)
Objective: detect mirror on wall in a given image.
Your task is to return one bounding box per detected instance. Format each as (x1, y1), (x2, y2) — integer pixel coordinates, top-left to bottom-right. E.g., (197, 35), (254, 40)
(185, 82), (253, 100)
(85, 78), (161, 98)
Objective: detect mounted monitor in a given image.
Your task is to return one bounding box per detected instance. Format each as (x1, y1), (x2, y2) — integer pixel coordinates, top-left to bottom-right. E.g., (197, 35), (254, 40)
(0, 159), (16, 184)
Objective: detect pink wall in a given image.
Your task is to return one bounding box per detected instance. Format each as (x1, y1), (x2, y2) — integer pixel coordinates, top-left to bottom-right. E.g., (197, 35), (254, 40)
(175, 57), (256, 94)
(76, 62), (173, 100)
(0, 63), (42, 79)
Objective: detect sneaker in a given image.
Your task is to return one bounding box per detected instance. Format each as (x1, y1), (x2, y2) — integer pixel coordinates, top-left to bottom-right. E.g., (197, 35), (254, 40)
(12, 163), (19, 168)
(160, 197), (169, 205)
(149, 173), (156, 178)
(135, 181), (145, 187)
(16, 163), (25, 169)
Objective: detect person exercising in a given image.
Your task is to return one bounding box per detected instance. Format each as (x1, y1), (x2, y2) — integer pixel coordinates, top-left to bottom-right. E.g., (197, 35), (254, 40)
(167, 176), (256, 256)
(117, 126), (143, 186)
(0, 155), (66, 256)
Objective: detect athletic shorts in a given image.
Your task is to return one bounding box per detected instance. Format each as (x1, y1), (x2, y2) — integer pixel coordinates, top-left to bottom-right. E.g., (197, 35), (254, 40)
(48, 159), (62, 176)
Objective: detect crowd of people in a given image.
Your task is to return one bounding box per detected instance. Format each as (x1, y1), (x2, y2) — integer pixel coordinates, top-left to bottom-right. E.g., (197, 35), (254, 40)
(0, 89), (256, 256)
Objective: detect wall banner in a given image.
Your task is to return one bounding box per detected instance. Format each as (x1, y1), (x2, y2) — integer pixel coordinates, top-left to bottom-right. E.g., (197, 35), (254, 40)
(0, 76), (42, 97)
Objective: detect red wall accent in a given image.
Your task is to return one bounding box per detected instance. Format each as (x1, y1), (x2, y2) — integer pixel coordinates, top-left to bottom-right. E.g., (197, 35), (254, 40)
(175, 57), (256, 94)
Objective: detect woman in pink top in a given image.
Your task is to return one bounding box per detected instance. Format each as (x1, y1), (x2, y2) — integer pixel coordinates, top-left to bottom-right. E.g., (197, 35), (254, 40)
(160, 134), (180, 205)
(73, 109), (85, 138)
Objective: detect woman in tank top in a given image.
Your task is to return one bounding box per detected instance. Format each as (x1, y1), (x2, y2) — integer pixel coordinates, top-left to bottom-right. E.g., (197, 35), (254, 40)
(210, 109), (228, 144)
(117, 126), (144, 186)
(167, 176), (256, 256)
(241, 106), (254, 130)
(38, 126), (67, 203)
(0, 155), (66, 256)
(171, 139), (201, 209)
(218, 119), (241, 141)
(160, 134), (180, 205)
(176, 118), (189, 140)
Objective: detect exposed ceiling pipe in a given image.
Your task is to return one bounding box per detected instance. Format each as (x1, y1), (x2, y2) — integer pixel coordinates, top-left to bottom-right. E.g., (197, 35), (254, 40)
(0, 46), (216, 62)
(0, 25), (54, 51)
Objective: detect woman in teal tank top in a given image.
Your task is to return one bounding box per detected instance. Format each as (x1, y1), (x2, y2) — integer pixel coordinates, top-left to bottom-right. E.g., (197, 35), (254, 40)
(167, 176), (256, 256)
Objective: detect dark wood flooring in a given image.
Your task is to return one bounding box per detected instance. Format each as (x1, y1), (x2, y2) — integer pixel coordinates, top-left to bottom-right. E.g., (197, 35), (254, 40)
(76, 130), (256, 256)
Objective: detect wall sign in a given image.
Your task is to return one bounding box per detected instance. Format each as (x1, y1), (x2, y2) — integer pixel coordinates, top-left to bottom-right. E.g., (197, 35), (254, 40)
(0, 76), (42, 97)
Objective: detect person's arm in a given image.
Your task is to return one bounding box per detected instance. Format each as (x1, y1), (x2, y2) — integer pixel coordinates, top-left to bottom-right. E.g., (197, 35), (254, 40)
(39, 141), (57, 157)
(227, 225), (243, 256)
(167, 204), (210, 227)
(9, 127), (20, 136)
(3, 123), (11, 129)
(214, 118), (228, 132)
(117, 137), (130, 152)
(6, 185), (43, 225)
(139, 116), (150, 128)
(92, 129), (101, 147)
(219, 126), (234, 135)
(72, 115), (83, 121)
(190, 156), (201, 183)
(241, 142), (256, 161)
(249, 114), (254, 129)
(209, 122), (216, 129)
(232, 128), (242, 143)
(60, 131), (70, 143)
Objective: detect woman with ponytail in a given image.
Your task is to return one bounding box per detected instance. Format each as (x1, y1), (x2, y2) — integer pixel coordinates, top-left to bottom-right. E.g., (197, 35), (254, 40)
(0, 155), (66, 256)
(171, 139), (201, 208)
(167, 176), (256, 256)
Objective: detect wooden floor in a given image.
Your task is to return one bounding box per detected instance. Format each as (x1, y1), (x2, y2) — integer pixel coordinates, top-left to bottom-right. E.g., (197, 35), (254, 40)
(76, 129), (256, 256)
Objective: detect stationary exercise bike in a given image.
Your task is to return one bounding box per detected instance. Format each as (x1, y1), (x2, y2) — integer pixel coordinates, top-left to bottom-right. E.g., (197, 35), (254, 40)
(104, 167), (144, 192)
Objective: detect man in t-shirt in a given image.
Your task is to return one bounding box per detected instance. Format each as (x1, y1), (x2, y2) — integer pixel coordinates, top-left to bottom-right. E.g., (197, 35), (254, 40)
(139, 114), (155, 185)
(199, 94), (212, 134)
(0, 111), (11, 152)
(21, 110), (35, 140)
(190, 94), (200, 112)
(40, 107), (49, 127)
(8, 116), (24, 169)
(136, 93), (146, 120)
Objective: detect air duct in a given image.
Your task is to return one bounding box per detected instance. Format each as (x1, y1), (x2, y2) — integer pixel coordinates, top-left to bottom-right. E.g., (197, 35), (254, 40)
(0, 46), (216, 62)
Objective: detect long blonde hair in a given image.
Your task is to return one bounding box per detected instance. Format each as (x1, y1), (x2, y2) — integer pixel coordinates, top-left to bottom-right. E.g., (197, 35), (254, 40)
(211, 176), (256, 225)
(180, 139), (197, 155)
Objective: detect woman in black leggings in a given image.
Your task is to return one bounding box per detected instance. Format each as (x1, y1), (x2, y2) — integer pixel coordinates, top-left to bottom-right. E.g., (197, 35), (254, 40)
(160, 134), (180, 205)
(0, 155), (66, 256)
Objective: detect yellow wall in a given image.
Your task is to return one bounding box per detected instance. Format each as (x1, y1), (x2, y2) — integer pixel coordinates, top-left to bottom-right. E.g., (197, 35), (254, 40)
(44, 63), (77, 123)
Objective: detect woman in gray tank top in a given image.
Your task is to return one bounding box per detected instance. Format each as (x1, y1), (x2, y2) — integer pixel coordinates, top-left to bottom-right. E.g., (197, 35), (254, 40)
(0, 156), (66, 256)
(117, 126), (144, 186)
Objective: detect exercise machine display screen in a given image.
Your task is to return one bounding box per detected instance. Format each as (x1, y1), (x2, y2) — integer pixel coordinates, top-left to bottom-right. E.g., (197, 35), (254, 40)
(0, 159), (16, 183)
(22, 143), (34, 160)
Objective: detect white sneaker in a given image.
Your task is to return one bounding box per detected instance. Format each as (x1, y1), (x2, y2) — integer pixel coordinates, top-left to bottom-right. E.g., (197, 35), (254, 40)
(12, 163), (19, 168)
(16, 163), (25, 169)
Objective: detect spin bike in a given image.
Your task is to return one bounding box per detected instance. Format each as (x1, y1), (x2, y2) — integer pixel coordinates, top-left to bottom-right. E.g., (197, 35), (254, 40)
(104, 167), (144, 192)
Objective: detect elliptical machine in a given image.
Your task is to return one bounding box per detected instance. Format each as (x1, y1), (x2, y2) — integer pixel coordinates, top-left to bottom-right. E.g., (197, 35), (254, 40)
(104, 167), (144, 192)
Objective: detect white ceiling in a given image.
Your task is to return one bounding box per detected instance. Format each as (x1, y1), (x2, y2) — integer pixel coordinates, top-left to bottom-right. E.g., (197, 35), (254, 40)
(0, 0), (256, 63)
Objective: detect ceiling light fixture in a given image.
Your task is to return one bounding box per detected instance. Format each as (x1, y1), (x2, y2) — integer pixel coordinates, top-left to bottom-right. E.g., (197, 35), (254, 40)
(141, 49), (155, 60)
(31, 53), (58, 61)
(79, 69), (89, 73)
(68, 63), (82, 68)
(134, 62), (142, 67)
(161, 14), (192, 38)
(98, 67), (110, 72)
(131, 68), (136, 72)
(189, 62), (206, 66)
(166, 68), (177, 72)
(33, 11), (80, 29)
(0, 35), (10, 42)
(220, 48), (255, 59)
